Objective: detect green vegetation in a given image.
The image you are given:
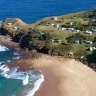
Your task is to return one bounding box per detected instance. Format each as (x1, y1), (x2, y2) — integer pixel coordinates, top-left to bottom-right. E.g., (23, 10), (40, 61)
(0, 10), (96, 70)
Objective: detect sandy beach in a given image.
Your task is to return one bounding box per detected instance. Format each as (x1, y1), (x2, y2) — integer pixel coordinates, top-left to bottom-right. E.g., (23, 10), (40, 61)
(0, 35), (96, 96)
(28, 55), (96, 96)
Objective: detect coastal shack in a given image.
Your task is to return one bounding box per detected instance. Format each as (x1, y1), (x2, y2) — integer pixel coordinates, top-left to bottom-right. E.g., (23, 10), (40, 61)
(84, 30), (93, 35)
(84, 40), (93, 44)
(92, 29), (96, 32)
(61, 27), (67, 30)
(89, 47), (96, 52)
(67, 22), (74, 26)
(51, 23), (55, 27)
(7, 22), (13, 26)
(54, 17), (58, 21)
(67, 28), (75, 32)
(52, 39), (63, 43)
(13, 27), (19, 30)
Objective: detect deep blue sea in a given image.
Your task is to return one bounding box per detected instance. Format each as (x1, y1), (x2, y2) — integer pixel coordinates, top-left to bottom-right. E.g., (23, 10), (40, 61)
(0, 0), (96, 23)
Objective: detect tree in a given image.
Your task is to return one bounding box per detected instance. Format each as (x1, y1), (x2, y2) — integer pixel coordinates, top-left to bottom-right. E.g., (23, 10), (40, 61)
(66, 33), (86, 44)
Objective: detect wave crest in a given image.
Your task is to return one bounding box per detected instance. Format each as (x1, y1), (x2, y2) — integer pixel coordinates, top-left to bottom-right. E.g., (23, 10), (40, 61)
(0, 45), (9, 52)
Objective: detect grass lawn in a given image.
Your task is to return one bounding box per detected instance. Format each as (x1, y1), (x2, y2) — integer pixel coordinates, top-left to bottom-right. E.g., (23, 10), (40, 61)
(37, 25), (74, 42)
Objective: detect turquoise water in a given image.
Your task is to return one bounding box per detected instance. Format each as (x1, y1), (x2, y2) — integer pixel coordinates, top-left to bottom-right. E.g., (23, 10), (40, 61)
(0, 76), (22, 96)
(0, 46), (44, 96)
(0, 47), (23, 96)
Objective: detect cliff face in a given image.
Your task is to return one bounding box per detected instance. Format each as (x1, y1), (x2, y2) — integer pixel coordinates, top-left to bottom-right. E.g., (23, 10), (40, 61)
(0, 27), (9, 35)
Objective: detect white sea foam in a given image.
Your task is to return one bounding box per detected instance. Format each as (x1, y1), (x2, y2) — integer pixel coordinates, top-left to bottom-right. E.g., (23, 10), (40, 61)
(0, 62), (4, 64)
(7, 60), (11, 63)
(25, 73), (44, 96)
(13, 56), (20, 60)
(0, 65), (29, 85)
(13, 52), (19, 56)
(0, 45), (9, 52)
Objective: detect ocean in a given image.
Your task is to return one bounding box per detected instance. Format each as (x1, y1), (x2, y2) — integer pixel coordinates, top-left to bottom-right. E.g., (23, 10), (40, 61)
(0, 45), (44, 96)
(0, 0), (95, 96)
(0, 0), (95, 23)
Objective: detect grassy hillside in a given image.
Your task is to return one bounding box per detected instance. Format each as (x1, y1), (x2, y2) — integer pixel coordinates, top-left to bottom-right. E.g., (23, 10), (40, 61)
(0, 10), (96, 70)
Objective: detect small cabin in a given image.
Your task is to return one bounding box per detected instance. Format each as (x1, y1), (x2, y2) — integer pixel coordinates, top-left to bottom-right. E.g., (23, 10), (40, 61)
(92, 19), (96, 22)
(75, 40), (80, 44)
(92, 29), (96, 32)
(85, 30), (93, 35)
(67, 28), (75, 32)
(85, 40), (93, 44)
(76, 30), (80, 33)
(56, 24), (60, 28)
(54, 17), (58, 21)
(89, 47), (96, 52)
(7, 22), (13, 26)
(67, 22), (74, 26)
(13, 27), (18, 30)
(51, 23), (55, 27)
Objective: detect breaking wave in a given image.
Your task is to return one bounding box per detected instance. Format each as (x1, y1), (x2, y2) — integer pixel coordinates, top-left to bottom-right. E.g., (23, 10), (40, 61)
(0, 45), (44, 96)
(0, 45), (9, 52)
(0, 64), (29, 85)
(0, 63), (44, 96)
(25, 73), (44, 96)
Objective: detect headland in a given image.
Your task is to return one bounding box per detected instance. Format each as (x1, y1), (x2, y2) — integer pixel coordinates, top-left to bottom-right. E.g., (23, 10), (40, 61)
(0, 10), (96, 96)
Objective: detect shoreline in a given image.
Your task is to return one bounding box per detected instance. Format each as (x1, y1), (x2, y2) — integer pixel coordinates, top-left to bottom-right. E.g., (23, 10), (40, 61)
(0, 38), (45, 96)
(0, 33), (96, 96)
(30, 55), (96, 96)
(1, 42), (96, 96)
(0, 35), (19, 48)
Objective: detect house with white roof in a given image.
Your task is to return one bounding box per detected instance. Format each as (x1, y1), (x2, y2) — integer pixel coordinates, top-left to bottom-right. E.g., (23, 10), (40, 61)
(67, 22), (74, 26)
(56, 24), (60, 28)
(61, 27), (67, 30)
(7, 22), (13, 26)
(52, 39), (63, 43)
(76, 30), (80, 33)
(92, 29), (96, 32)
(84, 40), (93, 44)
(89, 47), (96, 52)
(13, 27), (18, 30)
(85, 30), (93, 35)
(54, 17), (58, 21)
(51, 23), (55, 27)
(67, 28), (75, 32)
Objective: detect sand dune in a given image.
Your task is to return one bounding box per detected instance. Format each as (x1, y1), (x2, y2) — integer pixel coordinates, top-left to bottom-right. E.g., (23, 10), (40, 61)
(31, 55), (96, 96)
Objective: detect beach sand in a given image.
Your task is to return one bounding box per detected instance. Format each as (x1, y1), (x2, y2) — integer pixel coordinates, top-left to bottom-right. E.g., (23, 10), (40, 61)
(6, 53), (96, 96)
(29, 55), (96, 96)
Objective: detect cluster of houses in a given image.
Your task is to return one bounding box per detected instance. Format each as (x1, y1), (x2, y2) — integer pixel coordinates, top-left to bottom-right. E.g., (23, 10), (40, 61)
(45, 16), (82, 33)
(43, 16), (96, 36)
(7, 22), (19, 30)
(50, 19), (96, 34)
(89, 47), (96, 52)
(49, 23), (81, 33)
(6, 16), (96, 53)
